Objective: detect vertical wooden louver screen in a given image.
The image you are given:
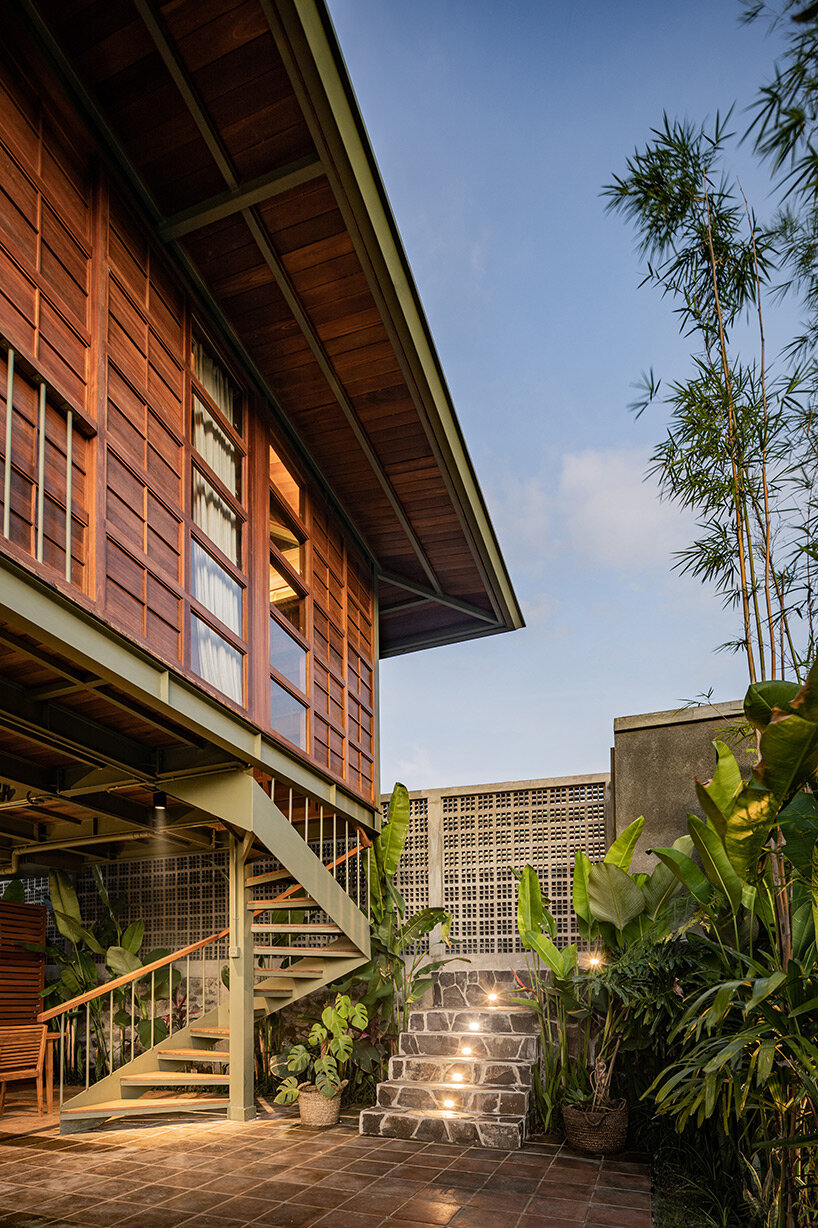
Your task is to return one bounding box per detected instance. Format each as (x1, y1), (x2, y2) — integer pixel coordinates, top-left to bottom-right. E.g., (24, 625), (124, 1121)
(0, 902), (46, 1024)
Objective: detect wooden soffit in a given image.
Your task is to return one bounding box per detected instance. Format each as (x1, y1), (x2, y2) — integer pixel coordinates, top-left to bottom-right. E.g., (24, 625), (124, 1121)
(19, 0), (524, 655)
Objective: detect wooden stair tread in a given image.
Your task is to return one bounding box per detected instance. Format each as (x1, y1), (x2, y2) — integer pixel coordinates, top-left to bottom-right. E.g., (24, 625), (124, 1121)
(251, 924), (342, 933)
(61, 1096), (229, 1117)
(121, 1072), (229, 1085)
(254, 965), (324, 978)
(156, 1048), (230, 1062)
(244, 868), (295, 887)
(189, 1027), (229, 1038)
(248, 897), (319, 910)
(252, 945), (359, 956)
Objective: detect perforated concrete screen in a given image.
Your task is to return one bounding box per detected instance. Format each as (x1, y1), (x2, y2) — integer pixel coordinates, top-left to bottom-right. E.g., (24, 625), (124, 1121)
(383, 775), (609, 959)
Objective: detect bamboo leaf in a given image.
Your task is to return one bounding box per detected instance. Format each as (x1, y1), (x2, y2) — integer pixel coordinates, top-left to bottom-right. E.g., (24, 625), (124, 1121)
(812, 843), (818, 944)
(744, 971), (786, 1013)
(604, 816), (645, 872)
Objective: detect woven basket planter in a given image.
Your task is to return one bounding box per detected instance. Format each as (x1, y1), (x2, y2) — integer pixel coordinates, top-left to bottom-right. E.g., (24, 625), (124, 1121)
(297, 1080), (347, 1127)
(562, 1099), (628, 1155)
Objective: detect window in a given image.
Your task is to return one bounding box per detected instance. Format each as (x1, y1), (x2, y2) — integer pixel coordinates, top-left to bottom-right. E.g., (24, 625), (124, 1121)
(189, 332), (246, 705)
(268, 440), (309, 749)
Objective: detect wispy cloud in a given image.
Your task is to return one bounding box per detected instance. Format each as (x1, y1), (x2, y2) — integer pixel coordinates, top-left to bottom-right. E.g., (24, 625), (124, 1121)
(558, 447), (695, 572)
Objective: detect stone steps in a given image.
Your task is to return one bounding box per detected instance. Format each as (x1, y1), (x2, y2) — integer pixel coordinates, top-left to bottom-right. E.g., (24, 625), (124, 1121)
(388, 1054), (533, 1087)
(359, 970), (540, 1151)
(376, 1080), (529, 1116)
(359, 1106), (526, 1149)
(397, 1029), (538, 1061)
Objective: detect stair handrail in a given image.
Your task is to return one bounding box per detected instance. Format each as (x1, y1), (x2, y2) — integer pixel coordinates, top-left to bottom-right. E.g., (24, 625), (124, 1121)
(37, 926), (230, 1024)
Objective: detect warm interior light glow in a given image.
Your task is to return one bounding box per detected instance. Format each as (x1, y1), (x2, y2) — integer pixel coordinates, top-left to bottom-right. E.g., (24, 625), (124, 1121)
(451, 1071), (463, 1082)
(468, 1021), (480, 1031)
(443, 1098), (454, 1108)
(461, 1046), (472, 1056)
(488, 992), (498, 1002)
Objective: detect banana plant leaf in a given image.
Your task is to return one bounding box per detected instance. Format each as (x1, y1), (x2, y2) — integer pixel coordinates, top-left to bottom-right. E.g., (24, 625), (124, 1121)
(756, 710), (818, 805)
(378, 783), (411, 879)
(698, 740), (743, 827)
(587, 861), (646, 929)
(688, 815), (744, 913)
(572, 851), (593, 927)
(400, 907), (451, 948)
(650, 846), (713, 906)
(604, 816), (645, 873)
(745, 678), (800, 730)
(788, 658), (818, 725)
(106, 946), (142, 978)
(723, 781), (780, 880)
(516, 864), (545, 945)
(121, 920), (145, 955)
(642, 834), (694, 918)
(778, 793), (818, 877)
(136, 1017), (168, 1049)
(813, 844), (818, 942)
(1, 879), (24, 902)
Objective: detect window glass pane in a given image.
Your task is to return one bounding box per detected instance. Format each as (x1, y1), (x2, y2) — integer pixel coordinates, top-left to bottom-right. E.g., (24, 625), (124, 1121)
(191, 540), (242, 635)
(270, 678), (307, 749)
(191, 615), (243, 705)
(193, 469), (241, 566)
(269, 444), (301, 518)
(193, 336), (241, 431)
(270, 615), (306, 691)
(270, 560), (304, 632)
(193, 395), (240, 497)
(269, 493), (303, 574)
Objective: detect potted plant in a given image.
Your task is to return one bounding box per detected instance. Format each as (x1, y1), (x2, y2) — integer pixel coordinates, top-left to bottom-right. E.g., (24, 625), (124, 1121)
(273, 993), (368, 1126)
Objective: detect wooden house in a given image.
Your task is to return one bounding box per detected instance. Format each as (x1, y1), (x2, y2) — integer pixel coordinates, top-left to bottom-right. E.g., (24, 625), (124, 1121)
(0, 0), (521, 1130)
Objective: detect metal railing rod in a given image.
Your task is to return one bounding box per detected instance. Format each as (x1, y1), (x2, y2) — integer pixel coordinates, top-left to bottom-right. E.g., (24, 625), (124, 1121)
(151, 970), (155, 1049)
(3, 348), (13, 539)
(59, 1026), (64, 1109)
(64, 409), (73, 582)
(131, 982), (135, 1061)
(35, 382), (45, 562)
(85, 1005), (90, 1090)
(109, 990), (113, 1075)
(186, 955), (190, 1027)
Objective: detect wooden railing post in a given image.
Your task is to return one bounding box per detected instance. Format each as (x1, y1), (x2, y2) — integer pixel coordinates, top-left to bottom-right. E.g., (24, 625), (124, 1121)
(228, 830), (255, 1121)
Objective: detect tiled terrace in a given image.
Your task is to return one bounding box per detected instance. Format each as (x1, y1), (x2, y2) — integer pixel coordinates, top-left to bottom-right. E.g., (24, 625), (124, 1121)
(0, 1092), (652, 1228)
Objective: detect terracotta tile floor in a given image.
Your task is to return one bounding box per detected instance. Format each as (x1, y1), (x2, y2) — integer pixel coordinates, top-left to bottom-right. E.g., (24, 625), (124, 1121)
(0, 1088), (652, 1227)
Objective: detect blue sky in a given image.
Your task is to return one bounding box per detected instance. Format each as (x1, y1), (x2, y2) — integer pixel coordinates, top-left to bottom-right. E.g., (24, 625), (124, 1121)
(325, 1), (795, 791)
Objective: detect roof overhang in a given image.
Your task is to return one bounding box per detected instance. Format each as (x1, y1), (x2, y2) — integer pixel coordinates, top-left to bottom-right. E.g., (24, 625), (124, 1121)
(18, 0), (524, 656)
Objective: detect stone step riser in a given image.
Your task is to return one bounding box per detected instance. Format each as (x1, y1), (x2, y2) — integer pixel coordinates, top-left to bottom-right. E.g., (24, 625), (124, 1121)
(433, 971), (528, 1010)
(398, 1031), (538, 1062)
(389, 1055), (534, 1088)
(359, 1107), (524, 1150)
(408, 1008), (540, 1036)
(376, 1082), (528, 1116)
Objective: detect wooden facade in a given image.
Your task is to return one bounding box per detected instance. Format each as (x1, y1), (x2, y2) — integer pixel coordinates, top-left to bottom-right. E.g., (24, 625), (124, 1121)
(0, 0), (521, 864)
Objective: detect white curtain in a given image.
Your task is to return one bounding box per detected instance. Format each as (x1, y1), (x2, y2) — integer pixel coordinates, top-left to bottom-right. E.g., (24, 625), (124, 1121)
(192, 469), (240, 566)
(193, 339), (237, 427)
(193, 396), (239, 496)
(191, 539), (242, 635)
(191, 615), (243, 705)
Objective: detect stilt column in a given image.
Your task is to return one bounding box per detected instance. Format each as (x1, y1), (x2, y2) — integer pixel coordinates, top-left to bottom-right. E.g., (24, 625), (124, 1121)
(228, 831), (256, 1121)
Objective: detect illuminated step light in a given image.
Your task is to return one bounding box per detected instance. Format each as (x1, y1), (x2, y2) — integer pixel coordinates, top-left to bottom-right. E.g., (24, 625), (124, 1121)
(589, 955), (601, 967)
(451, 1071), (463, 1082)
(460, 1046), (472, 1056)
(487, 992), (498, 1002)
(468, 1021), (480, 1032)
(443, 1098), (454, 1108)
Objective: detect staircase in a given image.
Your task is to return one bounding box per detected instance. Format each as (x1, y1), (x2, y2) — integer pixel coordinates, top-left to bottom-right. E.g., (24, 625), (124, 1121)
(50, 776), (371, 1132)
(360, 970), (540, 1150)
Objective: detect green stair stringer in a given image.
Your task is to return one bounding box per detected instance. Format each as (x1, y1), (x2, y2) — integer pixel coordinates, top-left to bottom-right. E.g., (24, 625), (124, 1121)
(58, 1003), (226, 1133)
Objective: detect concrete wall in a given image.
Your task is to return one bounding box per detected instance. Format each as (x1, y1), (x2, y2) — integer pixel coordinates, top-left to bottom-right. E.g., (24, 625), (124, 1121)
(612, 700), (750, 873)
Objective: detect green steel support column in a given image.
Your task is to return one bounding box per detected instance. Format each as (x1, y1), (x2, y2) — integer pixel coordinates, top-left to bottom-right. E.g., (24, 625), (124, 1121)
(228, 831), (256, 1121)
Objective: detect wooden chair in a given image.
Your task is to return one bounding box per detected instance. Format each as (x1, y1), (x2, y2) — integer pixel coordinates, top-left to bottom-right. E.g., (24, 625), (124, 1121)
(0, 1024), (48, 1115)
